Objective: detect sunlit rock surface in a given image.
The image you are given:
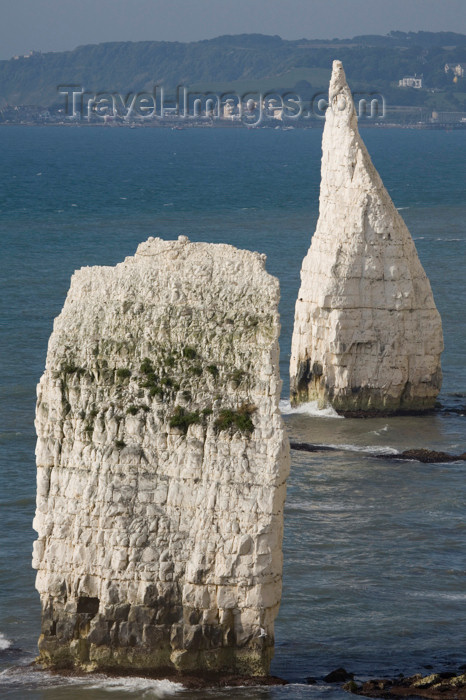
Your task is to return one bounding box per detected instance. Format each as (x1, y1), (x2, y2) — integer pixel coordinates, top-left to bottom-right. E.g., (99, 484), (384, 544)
(290, 61), (443, 414)
(33, 235), (289, 675)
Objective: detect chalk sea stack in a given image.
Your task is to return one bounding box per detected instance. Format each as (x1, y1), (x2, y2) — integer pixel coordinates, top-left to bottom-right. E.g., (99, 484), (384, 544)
(33, 236), (289, 676)
(290, 61), (444, 414)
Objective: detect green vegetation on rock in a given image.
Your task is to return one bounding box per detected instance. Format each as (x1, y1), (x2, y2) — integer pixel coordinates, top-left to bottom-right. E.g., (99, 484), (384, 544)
(116, 368), (131, 380)
(214, 404), (256, 434)
(169, 406), (201, 433)
(182, 347), (197, 360)
(188, 366), (203, 377)
(140, 358), (154, 374)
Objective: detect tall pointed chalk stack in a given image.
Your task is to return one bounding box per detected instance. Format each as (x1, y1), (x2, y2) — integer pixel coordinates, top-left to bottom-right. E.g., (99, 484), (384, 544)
(290, 61), (443, 414)
(33, 236), (289, 676)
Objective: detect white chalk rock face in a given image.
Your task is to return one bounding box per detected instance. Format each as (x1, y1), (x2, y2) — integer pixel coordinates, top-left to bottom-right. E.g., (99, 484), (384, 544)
(33, 236), (289, 676)
(290, 61), (443, 414)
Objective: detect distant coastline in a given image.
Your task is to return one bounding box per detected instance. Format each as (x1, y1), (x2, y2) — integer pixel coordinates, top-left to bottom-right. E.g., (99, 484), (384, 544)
(1, 120), (465, 129)
(1, 31), (466, 128)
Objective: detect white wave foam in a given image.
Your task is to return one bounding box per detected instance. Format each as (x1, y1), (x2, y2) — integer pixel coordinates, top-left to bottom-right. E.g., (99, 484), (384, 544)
(396, 206), (409, 210)
(279, 399), (343, 419)
(0, 668), (183, 695)
(0, 632), (11, 651)
(78, 676), (183, 695)
(371, 424), (389, 435)
(329, 443), (399, 455)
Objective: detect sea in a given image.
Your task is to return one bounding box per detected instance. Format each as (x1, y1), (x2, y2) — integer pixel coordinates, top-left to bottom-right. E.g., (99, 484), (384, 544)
(0, 124), (465, 699)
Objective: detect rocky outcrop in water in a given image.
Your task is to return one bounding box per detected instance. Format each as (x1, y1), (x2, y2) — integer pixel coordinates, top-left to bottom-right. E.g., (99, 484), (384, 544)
(347, 671), (466, 699)
(290, 441), (466, 464)
(290, 61), (443, 415)
(33, 235), (289, 676)
(388, 448), (466, 463)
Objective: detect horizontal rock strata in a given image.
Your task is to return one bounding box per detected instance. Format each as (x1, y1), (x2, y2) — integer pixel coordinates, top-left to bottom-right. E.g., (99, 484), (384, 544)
(33, 235), (289, 676)
(290, 60), (443, 414)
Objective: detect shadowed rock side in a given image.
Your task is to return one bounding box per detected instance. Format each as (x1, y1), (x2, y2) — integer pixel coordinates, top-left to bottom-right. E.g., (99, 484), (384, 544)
(33, 235), (290, 677)
(290, 60), (443, 415)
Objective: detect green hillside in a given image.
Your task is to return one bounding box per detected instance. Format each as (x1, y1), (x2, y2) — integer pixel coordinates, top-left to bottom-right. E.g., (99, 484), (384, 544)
(1, 31), (465, 115)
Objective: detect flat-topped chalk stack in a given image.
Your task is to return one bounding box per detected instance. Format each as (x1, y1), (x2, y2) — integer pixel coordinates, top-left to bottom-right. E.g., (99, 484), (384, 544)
(290, 60), (443, 415)
(33, 236), (289, 676)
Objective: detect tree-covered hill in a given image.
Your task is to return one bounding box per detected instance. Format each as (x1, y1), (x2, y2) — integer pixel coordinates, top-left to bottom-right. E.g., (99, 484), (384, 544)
(1, 31), (465, 111)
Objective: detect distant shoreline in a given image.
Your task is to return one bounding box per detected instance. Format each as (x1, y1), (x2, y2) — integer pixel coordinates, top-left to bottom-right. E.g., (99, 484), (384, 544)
(1, 121), (465, 130)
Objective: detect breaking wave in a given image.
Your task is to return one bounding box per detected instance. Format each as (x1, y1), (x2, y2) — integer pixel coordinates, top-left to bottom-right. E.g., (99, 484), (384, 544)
(0, 667), (183, 696)
(0, 633), (11, 651)
(74, 675), (184, 695)
(326, 443), (399, 456)
(279, 399), (343, 419)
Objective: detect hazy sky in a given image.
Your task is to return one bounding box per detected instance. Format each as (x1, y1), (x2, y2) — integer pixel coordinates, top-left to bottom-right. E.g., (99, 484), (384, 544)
(1, 0), (466, 60)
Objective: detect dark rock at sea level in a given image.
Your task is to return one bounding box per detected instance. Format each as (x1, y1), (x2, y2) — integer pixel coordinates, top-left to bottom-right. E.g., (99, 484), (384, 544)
(390, 448), (466, 463)
(324, 667), (354, 683)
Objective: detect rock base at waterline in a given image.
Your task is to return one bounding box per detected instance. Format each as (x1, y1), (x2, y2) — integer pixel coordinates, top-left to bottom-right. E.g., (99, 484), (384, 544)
(35, 663), (288, 689)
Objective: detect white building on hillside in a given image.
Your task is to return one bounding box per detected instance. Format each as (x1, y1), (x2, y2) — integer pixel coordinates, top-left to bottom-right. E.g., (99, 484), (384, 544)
(399, 74), (423, 88)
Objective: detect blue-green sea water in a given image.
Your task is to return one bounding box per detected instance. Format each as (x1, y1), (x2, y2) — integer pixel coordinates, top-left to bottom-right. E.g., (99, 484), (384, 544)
(0, 125), (465, 699)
